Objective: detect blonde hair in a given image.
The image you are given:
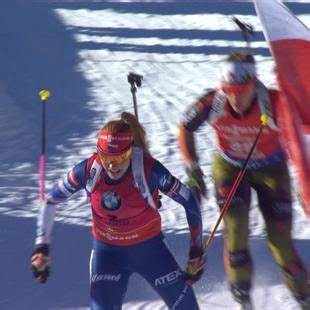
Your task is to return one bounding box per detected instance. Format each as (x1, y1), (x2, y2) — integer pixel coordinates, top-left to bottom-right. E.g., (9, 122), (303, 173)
(102, 112), (149, 154)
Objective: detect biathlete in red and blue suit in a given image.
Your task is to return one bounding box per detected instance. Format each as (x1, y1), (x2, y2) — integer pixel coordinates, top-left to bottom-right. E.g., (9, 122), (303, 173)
(31, 112), (205, 310)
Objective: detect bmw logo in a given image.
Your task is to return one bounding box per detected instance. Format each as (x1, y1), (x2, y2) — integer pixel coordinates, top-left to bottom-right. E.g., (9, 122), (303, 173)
(101, 192), (121, 211)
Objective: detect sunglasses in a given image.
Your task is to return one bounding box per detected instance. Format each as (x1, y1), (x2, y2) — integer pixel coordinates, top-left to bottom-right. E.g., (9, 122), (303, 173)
(98, 148), (132, 164)
(221, 79), (255, 95)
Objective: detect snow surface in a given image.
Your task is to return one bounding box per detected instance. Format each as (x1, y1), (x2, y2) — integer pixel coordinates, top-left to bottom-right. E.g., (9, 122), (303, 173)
(0, 0), (309, 309)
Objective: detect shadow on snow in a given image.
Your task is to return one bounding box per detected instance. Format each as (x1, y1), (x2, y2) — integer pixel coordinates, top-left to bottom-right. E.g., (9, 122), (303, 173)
(1, 214), (309, 309)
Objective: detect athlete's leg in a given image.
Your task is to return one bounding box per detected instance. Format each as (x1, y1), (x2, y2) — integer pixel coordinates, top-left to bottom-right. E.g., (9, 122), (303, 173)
(252, 161), (310, 308)
(89, 238), (132, 310)
(129, 234), (199, 310)
(212, 155), (253, 305)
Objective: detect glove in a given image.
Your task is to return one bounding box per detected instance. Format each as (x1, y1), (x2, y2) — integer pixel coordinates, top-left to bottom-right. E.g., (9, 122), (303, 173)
(156, 194), (163, 209)
(186, 164), (207, 200)
(185, 246), (206, 285)
(31, 243), (50, 283)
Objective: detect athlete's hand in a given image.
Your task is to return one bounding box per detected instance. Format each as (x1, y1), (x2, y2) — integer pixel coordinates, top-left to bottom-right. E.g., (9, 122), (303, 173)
(185, 246), (206, 285)
(31, 243), (50, 284)
(186, 164), (207, 200)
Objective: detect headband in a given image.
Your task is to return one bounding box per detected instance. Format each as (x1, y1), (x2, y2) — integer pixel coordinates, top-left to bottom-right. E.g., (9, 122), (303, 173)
(220, 62), (256, 85)
(97, 130), (134, 156)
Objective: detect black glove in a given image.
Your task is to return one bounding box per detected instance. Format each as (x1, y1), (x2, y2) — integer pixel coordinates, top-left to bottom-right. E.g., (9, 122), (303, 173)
(185, 246), (206, 285)
(156, 194), (163, 209)
(186, 164), (207, 200)
(31, 243), (50, 284)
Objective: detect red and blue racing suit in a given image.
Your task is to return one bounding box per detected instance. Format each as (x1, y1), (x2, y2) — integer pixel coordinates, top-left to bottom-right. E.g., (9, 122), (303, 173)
(35, 152), (203, 309)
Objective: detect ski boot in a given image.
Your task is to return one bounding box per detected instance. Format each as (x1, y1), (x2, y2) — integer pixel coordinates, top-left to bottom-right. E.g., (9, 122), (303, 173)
(231, 283), (253, 310)
(297, 295), (310, 310)
(236, 300), (253, 310)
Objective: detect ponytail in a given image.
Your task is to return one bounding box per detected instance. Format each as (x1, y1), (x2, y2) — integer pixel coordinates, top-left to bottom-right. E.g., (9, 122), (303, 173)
(121, 112), (149, 154)
(102, 112), (149, 154)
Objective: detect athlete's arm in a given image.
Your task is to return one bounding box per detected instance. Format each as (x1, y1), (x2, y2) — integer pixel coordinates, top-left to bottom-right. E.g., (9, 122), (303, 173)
(149, 161), (203, 248)
(177, 92), (214, 165)
(35, 159), (89, 245)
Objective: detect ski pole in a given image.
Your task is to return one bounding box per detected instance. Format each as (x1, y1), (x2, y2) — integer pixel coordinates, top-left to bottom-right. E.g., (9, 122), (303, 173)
(204, 114), (269, 252)
(127, 72), (143, 120)
(38, 89), (51, 203)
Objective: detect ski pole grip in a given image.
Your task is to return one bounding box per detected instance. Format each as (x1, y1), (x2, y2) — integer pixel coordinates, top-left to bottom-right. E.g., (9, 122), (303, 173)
(39, 90), (51, 101)
(260, 114), (269, 126)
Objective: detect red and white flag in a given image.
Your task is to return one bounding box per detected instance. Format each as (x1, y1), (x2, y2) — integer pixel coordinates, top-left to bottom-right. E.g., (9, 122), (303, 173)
(254, 0), (310, 216)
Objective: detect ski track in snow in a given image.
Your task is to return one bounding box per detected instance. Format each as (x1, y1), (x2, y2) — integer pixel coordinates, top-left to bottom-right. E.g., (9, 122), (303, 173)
(0, 1), (309, 309)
